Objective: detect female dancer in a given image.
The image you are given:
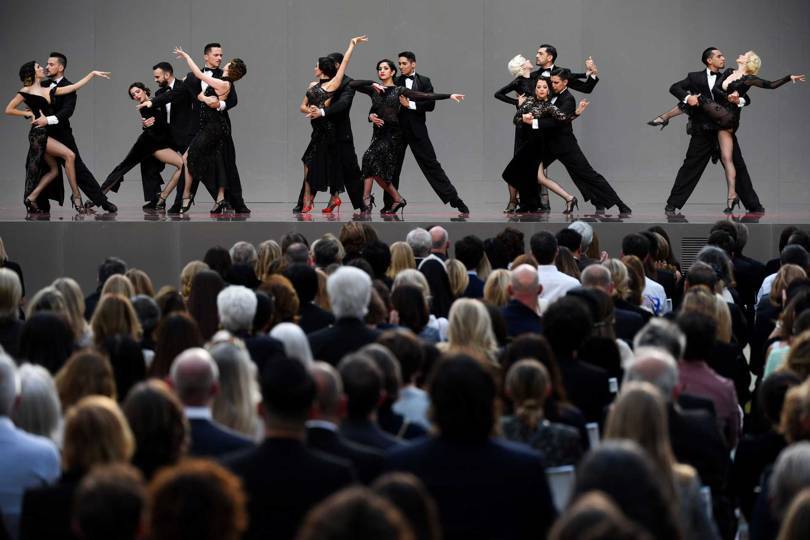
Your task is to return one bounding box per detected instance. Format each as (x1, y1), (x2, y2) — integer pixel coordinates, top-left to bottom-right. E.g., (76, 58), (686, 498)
(98, 82), (184, 210)
(502, 77), (589, 214)
(494, 54), (535, 213)
(647, 51), (804, 212)
(5, 62), (110, 213)
(349, 60), (464, 214)
(143, 46), (246, 215)
(296, 35), (368, 214)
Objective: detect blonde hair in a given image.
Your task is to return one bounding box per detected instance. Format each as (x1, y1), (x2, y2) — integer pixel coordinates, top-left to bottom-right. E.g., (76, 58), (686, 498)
(0, 268), (22, 318)
(784, 331), (810, 382)
(0, 237), (7, 263)
(445, 299), (496, 356)
(778, 488), (810, 540)
(55, 350), (117, 410)
(477, 253), (493, 282)
(508, 54), (529, 77)
(314, 268), (330, 311)
(51, 277), (89, 341)
(505, 359), (549, 428)
(255, 240), (282, 281)
(387, 242), (416, 279)
(745, 51), (762, 75)
(101, 274), (135, 299)
(180, 261), (209, 299)
(392, 269), (432, 307)
(125, 269), (155, 297)
(771, 264), (807, 305)
(602, 258), (630, 300)
(91, 294), (143, 347)
(483, 269), (512, 308)
(681, 285), (733, 343)
(25, 286), (68, 321)
(446, 259), (469, 298)
(63, 395), (135, 472)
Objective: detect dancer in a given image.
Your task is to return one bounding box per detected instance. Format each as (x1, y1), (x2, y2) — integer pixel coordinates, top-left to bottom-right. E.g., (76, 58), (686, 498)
(350, 59), (464, 214)
(98, 82), (184, 210)
(389, 51), (469, 215)
(494, 55), (535, 212)
(29, 52), (117, 213)
(501, 77), (589, 214)
(296, 36), (368, 213)
(161, 46), (246, 215)
(5, 61), (110, 213)
(649, 50), (804, 213)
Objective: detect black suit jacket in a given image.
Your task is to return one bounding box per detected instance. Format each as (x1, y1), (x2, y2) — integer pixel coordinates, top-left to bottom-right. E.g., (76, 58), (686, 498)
(45, 78), (77, 136)
(462, 274), (485, 299)
(418, 257), (453, 318)
(224, 438), (355, 540)
(188, 417), (254, 458)
(183, 67), (238, 133)
(385, 436), (557, 540)
(299, 302), (335, 334)
(501, 299), (543, 337)
(19, 471), (82, 540)
(0, 318), (24, 360)
(614, 307), (645, 344)
(306, 425), (384, 484)
(149, 78), (195, 150)
(234, 331), (287, 374)
(322, 75), (357, 143)
(340, 418), (403, 451)
(307, 318), (381, 366)
(669, 69), (751, 131)
(531, 66), (598, 94)
(395, 73), (436, 139)
(559, 357), (612, 423)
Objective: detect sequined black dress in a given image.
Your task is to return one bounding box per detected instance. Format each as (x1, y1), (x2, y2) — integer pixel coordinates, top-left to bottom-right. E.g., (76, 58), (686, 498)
(301, 82), (343, 194)
(349, 81), (452, 183)
(494, 76), (536, 154)
(187, 84), (230, 195)
(18, 88), (64, 205)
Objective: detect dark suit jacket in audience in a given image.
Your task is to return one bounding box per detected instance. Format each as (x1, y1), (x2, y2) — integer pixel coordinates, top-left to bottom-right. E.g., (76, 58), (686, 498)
(501, 299), (542, 337)
(224, 437), (355, 540)
(306, 423), (384, 484)
(462, 273), (485, 299)
(385, 436), (557, 540)
(559, 357), (612, 424)
(188, 414), (254, 458)
(308, 318), (381, 366)
(614, 307), (645, 344)
(340, 418), (404, 451)
(19, 471), (82, 540)
(668, 403), (728, 496)
(298, 302), (335, 334)
(234, 331), (287, 373)
(732, 429), (786, 521)
(417, 257), (453, 318)
(0, 318), (23, 360)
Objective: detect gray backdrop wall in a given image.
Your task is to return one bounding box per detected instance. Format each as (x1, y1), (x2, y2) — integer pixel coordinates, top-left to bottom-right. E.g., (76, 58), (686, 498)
(1, 0), (808, 208)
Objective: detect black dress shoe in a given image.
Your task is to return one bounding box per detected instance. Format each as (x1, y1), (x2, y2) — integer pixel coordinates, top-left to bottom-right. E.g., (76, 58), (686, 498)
(450, 198), (470, 214)
(515, 206), (539, 214)
(749, 205), (765, 213)
(234, 205), (251, 214)
(100, 200), (118, 213)
(594, 205), (606, 215)
(167, 202), (182, 214)
(618, 203), (632, 215)
(665, 204), (677, 214)
(292, 202), (303, 213)
(142, 198), (158, 210)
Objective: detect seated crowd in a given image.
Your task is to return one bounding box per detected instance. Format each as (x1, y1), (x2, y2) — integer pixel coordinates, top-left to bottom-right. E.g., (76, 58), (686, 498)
(2, 220), (810, 539)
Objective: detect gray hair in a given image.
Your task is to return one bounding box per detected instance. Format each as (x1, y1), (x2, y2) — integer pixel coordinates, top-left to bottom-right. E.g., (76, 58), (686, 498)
(392, 269), (432, 305)
(208, 341), (261, 438)
(507, 54), (528, 77)
(568, 221), (594, 251)
(327, 266), (371, 319)
(230, 241), (258, 266)
(696, 245), (734, 286)
(310, 361), (343, 416)
(633, 318), (686, 360)
(285, 243), (310, 265)
(12, 363), (62, 442)
(26, 286), (67, 320)
(624, 350), (678, 402)
(269, 323), (314, 366)
(0, 268), (22, 319)
(581, 264), (612, 290)
(770, 442), (810, 519)
(217, 286), (258, 333)
(170, 348), (219, 404)
(406, 228), (432, 257)
(0, 352), (20, 416)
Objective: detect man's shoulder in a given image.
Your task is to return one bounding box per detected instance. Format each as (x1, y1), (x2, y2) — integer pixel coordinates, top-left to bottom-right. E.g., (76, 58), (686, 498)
(0, 424), (60, 464)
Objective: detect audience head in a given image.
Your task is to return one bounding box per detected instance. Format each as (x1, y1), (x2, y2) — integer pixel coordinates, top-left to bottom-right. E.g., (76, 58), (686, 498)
(169, 348), (219, 406)
(96, 257), (127, 290)
(543, 296), (593, 360)
(310, 361), (344, 421)
(259, 274), (299, 327)
(769, 443), (810, 521)
(785, 330), (810, 381)
(208, 341), (260, 437)
(483, 269), (512, 307)
(496, 227), (525, 263)
(255, 239), (282, 280)
(150, 312), (204, 378)
(695, 245), (734, 287)
(155, 286), (187, 316)
(581, 264), (613, 294)
(327, 266), (372, 320)
(676, 311), (716, 362)
(19, 312), (74, 373)
(285, 242), (310, 265)
(684, 261), (718, 292)
(12, 363), (61, 442)
(781, 378), (810, 443)
(771, 264), (808, 305)
(454, 235), (485, 271)
(505, 359), (551, 427)
(556, 228), (583, 254)
(549, 491), (651, 540)
(73, 464), (146, 540)
(281, 231), (310, 253)
(0, 352), (18, 417)
(91, 293), (142, 348)
(759, 371), (801, 429)
(187, 270), (226, 340)
(55, 350), (117, 409)
(131, 295), (160, 343)
(376, 329), (425, 386)
(312, 235), (343, 268)
(446, 298), (497, 355)
(391, 285), (430, 335)
(217, 285), (257, 333)
(778, 488), (810, 540)
(430, 353), (496, 443)
(203, 247), (232, 279)
(445, 258), (470, 298)
(361, 343), (402, 406)
(227, 241), (256, 268)
(102, 274), (136, 299)
(429, 226), (449, 255)
(509, 264), (540, 306)
(270, 322), (314, 365)
(388, 242), (417, 279)
(406, 228), (432, 258)
(260, 354), (316, 429)
(283, 263), (319, 306)
(372, 473), (442, 540)
(680, 285), (732, 343)
(624, 350), (679, 402)
(602, 258), (630, 299)
(530, 231), (558, 265)
(51, 277), (88, 339)
(125, 269), (155, 297)
(64, 395), (135, 473)
(26, 285), (68, 320)
(393, 269), (433, 308)
(180, 260), (210, 298)
(621, 234), (650, 261)
(484, 237), (510, 270)
(568, 221), (594, 253)
(338, 353), (382, 420)
(0, 268), (22, 319)
(339, 223), (369, 261)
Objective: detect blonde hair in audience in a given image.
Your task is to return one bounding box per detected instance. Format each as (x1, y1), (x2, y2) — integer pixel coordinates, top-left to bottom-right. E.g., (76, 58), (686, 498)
(25, 285), (68, 321)
(784, 332), (810, 383)
(125, 269), (155, 297)
(0, 268), (22, 318)
(444, 299), (497, 358)
(445, 259), (469, 299)
(771, 264), (807, 306)
(255, 240), (282, 281)
(387, 242), (416, 279)
(511, 254), (538, 269)
(63, 395), (135, 472)
(180, 260), (209, 299)
(484, 269), (511, 308)
(681, 285), (732, 343)
(91, 294), (142, 347)
(777, 488), (810, 540)
(55, 350), (117, 410)
(0, 237), (7, 263)
(392, 269), (433, 308)
(602, 258), (630, 300)
(52, 277), (89, 341)
(101, 274), (135, 299)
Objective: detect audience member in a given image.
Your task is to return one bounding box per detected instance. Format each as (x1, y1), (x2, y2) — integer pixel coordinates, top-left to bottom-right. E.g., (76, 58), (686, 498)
(454, 235), (486, 298)
(270, 322), (314, 365)
(149, 312), (203, 377)
(284, 264), (335, 334)
(531, 231), (580, 304)
(72, 464), (145, 540)
(555, 246), (581, 280)
(549, 491), (651, 540)
(217, 285), (286, 372)
(132, 294), (160, 357)
(0, 269), (24, 360)
(179, 260), (209, 299)
(445, 258), (469, 300)
(125, 268), (155, 297)
(377, 330), (430, 430)
(483, 268), (511, 307)
(259, 274), (300, 327)
(391, 285), (437, 342)
(388, 242), (417, 280)
(208, 341), (262, 440)
(51, 277), (91, 347)
(256, 239), (283, 281)
(187, 269), (226, 340)
(54, 350), (117, 410)
(392, 269), (449, 341)
(101, 274), (136, 299)
(202, 247), (231, 281)
(777, 488), (810, 540)
(581, 264), (645, 343)
(85, 257), (127, 319)
(440, 299), (498, 363)
(11, 364), (61, 444)
(19, 312), (74, 373)
(311, 235), (343, 269)
(372, 473), (442, 540)
(501, 264), (542, 337)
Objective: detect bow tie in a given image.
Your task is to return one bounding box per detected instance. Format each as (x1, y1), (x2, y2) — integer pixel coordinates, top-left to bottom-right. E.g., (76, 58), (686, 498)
(405, 75), (414, 81)
(709, 71), (721, 76)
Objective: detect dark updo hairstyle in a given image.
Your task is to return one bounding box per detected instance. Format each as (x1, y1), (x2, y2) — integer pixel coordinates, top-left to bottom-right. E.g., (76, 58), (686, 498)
(376, 59), (397, 77)
(19, 61), (36, 86)
(225, 58), (247, 81)
(317, 56), (338, 79)
(127, 82), (151, 100)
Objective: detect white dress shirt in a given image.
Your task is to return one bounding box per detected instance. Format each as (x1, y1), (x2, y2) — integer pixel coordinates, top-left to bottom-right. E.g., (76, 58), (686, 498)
(404, 73), (418, 109)
(46, 76), (63, 125)
(201, 68), (227, 112)
(537, 264), (580, 304)
(642, 277), (668, 315)
(165, 78), (175, 123)
(757, 272), (777, 303)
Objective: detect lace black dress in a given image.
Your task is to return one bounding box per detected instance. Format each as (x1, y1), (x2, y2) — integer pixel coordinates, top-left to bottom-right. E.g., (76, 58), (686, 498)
(349, 81), (452, 182)
(187, 84), (230, 196)
(301, 82), (343, 194)
(18, 88), (64, 205)
(494, 76), (536, 153)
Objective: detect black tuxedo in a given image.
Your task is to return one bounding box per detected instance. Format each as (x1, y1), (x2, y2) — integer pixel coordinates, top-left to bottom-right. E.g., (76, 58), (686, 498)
(385, 73), (462, 207)
(666, 69), (762, 210)
(149, 78), (195, 150)
(307, 317), (381, 366)
(531, 65), (599, 94)
(306, 424), (384, 483)
(35, 78), (109, 210)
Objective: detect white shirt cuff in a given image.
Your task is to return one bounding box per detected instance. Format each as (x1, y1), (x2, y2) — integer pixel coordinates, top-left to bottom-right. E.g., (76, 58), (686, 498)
(408, 100), (417, 110)
(46, 115), (59, 125)
(532, 119), (539, 129)
(319, 108), (326, 117)
(588, 73), (598, 80)
(738, 97), (746, 108)
(683, 95), (690, 104)
(218, 101), (226, 111)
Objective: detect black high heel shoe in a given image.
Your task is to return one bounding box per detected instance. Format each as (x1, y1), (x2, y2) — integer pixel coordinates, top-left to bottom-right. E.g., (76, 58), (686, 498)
(24, 198), (42, 214)
(179, 196), (195, 215)
(646, 116), (669, 130)
(210, 199), (231, 215)
(71, 194), (85, 213)
(155, 194), (168, 211)
(360, 194), (376, 214)
(724, 197), (740, 214)
(562, 196), (578, 215)
(504, 199), (518, 213)
(383, 198), (407, 215)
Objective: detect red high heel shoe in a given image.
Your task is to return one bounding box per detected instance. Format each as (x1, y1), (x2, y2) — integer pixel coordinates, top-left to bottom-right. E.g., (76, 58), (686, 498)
(301, 194), (314, 213)
(322, 196), (342, 213)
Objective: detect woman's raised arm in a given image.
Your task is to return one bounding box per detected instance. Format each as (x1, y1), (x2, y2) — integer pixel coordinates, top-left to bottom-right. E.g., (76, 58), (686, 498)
(322, 35), (368, 93)
(54, 71), (111, 95)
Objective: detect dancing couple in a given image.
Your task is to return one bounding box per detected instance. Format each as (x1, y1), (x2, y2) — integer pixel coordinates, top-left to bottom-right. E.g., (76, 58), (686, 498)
(650, 47), (804, 214)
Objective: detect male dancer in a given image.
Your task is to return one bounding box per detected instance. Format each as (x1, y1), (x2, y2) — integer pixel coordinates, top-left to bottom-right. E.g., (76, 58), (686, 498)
(665, 47), (763, 214)
(389, 51), (469, 215)
(33, 52), (117, 212)
(298, 51), (363, 211)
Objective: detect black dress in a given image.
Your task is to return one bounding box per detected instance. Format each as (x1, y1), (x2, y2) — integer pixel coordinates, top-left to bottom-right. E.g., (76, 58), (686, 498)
(301, 82), (344, 194)
(349, 81), (452, 183)
(494, 76), (536, 153)
(187, 84), (230, 196)
(18, 88), (64, 205)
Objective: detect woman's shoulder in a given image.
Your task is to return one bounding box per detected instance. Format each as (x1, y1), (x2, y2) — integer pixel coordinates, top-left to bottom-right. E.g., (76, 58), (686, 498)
(308, 80), (319, 89)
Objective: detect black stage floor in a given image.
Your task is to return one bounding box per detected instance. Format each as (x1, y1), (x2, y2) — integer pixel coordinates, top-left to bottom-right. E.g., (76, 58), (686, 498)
(1, 202), (806, 295)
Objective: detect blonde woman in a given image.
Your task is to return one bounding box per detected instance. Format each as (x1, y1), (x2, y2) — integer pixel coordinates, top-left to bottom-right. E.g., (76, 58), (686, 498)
(681, 286), (733, 343)
(25, 286), (68, 322)
(439, 298), (497, 363)
(494, 54), (535, 212)
(387, 241), (416, 280)
(90, 294), (142, 349)
(101, 274), (135, 299)
(51, 277), (92, 347)
(179, 260), (209, 299)
(483, 269), (511, 308)
(125, 269), (155, 297)
(605, 382), (719, 540)
(255, 240), (282, 281)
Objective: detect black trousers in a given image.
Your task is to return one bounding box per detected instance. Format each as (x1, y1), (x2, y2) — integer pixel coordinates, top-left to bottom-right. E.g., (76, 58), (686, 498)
(667, 129), (761, 210)
(102, 135), (165, 201)
(36, 128), (108, 209)
(385, 122), (460, 207)
(544, 135), (622, 209)
(297, 140), (363, 210)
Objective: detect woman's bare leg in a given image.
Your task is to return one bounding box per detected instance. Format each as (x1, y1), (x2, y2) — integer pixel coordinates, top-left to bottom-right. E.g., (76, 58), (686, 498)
(153, 149), (183, 198)
(45, 138), (80, 198)
(538, 164), (574, 202)
(181, 151), (193, 199)
(374, 177), (401, 202)
(650, 105), (684, 124)
(27, 153), (59, 201)
(717, 129), (737, 200)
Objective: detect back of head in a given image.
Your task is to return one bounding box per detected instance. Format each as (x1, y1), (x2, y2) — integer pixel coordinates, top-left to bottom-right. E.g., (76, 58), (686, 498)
(632, 318), (685, 360)
(621, 234), (649, 260)
(372, 473), (442, 540)
(74, 464), (146, 540)
(759, 370), (801, 428)
(556, 228), (582, 253)
(327, 266), (371, 319)
(203, 247), (232, 279)
(780, 378), (810, 443)
(208, 342), (258, 436)
(310, 361), (343, 418)
(269, 322), (314, 365)
(391, 285), (429, 333)
(624, 351), (678, 402)
(147, 459), (247, 540)
(151, 313), (204, 378)
(260, 354), (316, 426)
(125, 269), (155, 297)
(229, 241), (257, 267)
(91, 293), (142, 346)
(568, 221), (594, 252)
(26, 285), (67, 320)
(770, 442), (810, 520)
(101, 274), (136, 299)
(51, 278), (87, 334)
(170, 348), (219, 405)
(581, 264), (612, 291)
(505, 359), (549, 427)
(676, 311), (716, 361)
(339, 223), (368, 260)
(406, 228), (431, 258)
(98, 257), (127, 288)
(217, 286), (257, 333)
(298, 487), (414, 540)
(64, 395), (135, 473)
(20, 312), (75, 373)
(377, 329), (424, 385)
(285, 242), (310, 265)
(484, 238), (510, 270)
(496, 227), (525, 263)
(312, 236), (342, 267)
(778, 488), (810, 540)
(454, 235), (485, 270)
(132, 294), (160, 338)
(362, 240), (392, 279)
(695, 245), (733, 286)
(0, 352), (18, 416)
(549, 491), (652, 540)
(429, 354), (496, 444)
(0, 268), (22, 318)
(510, 264), (539, 297)
(685, 261), (718, 292)
(12, 363), (61, 441)
(781, 244), (809, 269)
(446, 298), (496, 352)
(360, 343), (402, 404)
(338, 353), (382, 419)
(283, 264), (319, 304)
(542, 296), (593, 359)
(530, 231), (558, 265)
(55, 350), (117, 409)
